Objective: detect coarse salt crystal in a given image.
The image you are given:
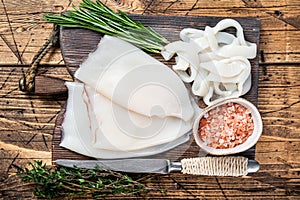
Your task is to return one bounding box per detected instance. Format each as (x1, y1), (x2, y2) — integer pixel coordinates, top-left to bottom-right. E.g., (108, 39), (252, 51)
(198, 102), (254, 149)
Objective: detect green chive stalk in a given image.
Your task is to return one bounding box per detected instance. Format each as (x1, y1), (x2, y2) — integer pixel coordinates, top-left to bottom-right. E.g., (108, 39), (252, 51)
(44, 0), (169, 53)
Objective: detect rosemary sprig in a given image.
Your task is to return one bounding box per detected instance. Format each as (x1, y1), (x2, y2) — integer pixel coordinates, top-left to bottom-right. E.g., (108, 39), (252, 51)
(44, 0), (169, 53)
(18, 160), (149, 199)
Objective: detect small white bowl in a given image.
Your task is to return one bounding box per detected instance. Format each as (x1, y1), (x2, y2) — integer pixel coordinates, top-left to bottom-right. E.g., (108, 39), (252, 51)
(193, 98), (263, 155)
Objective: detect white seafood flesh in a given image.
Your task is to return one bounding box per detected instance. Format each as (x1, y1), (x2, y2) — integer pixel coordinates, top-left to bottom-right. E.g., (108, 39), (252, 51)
(83, 84), (192, 151)
(162, 18), (256, 105)
(61, 82), (92, 156)
(61, 36), (197, 157)
(61, 82), (193, 158)
(75, 35), (194, 122)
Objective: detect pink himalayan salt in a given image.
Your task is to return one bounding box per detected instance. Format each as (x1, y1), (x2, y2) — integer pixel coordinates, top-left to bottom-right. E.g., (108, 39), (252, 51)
(198, 102), (254, 149)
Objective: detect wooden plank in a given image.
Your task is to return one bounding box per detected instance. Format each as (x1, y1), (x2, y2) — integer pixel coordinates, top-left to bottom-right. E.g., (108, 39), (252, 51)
(0, 0), (299, 65)
(1, 174), (298, 200)
(1, 0), (300, 14)
(0, 8), (299, 32)
(1, 62), (299, 100)
(52, 16), (260, 163)
(1, 29), (299, 64)
(0, 65), (298, 163)
(1, 169), (299, 199)
(1, 0), (300, 199)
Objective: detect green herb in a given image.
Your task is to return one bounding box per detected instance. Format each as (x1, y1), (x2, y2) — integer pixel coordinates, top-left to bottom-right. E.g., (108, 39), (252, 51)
(18, 160), (149, 199)
(44, 0), (169, 53)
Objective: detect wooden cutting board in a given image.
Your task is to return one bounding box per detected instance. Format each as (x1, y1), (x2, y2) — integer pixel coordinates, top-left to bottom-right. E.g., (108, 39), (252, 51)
(53, 16), (260, 163)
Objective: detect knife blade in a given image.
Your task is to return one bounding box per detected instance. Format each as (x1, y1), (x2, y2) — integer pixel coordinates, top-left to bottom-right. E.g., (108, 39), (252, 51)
(56, 159), (170, 174)
(55, 157), (259, 176)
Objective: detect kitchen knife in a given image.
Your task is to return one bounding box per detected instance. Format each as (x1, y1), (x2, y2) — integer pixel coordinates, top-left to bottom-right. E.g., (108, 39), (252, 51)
(55, 156), (259, 176)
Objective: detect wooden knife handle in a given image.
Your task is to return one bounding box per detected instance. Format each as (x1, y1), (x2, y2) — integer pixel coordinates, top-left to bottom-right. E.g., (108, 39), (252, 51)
(32, 75), (67, 96)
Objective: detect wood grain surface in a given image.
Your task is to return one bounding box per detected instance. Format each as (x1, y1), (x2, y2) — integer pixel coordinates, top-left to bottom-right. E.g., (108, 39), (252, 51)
(0, 0), (300, 199)
(53, 16), (260, 163)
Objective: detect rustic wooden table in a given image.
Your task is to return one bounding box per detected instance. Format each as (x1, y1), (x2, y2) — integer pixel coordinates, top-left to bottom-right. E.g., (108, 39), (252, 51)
(0, 0), (299, 199)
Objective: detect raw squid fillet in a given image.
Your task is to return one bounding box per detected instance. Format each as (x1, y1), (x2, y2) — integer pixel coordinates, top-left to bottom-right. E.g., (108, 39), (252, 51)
(75, 35), (195, 121)
(61, 36), (198, 157)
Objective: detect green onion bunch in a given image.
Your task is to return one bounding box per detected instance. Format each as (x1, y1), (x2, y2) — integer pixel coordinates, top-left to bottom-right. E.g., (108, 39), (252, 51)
(44, 0), (169, 53)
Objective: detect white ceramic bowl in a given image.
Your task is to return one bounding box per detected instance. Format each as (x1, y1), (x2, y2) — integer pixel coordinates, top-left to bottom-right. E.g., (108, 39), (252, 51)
(193, 98), (263, 155)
